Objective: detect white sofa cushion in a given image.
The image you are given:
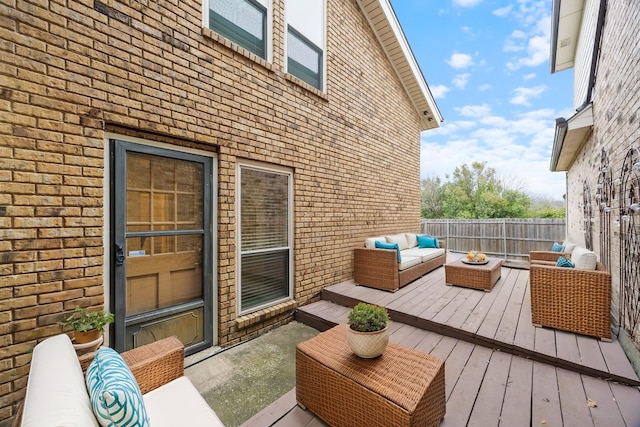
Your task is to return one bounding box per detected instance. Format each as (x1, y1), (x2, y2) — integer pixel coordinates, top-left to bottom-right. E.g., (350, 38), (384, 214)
(404, 233), (418, 248)
(398, 256), (421, 271)
(562, 240), (577, 253)
(21, 334), (99, 427)
(365, 236), (387, 249)
(401, 248), (445, 263)
(143, 377), (224, 427)
(571, 246), (597, 270)
(386, 233), (410, 250)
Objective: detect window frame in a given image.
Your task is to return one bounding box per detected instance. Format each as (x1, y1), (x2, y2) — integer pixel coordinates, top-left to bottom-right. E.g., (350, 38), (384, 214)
(285, 0), (326, 91)
(287, 25), (323, 90)
(236, 161), (294, 315)
(204, 0), (272, 61)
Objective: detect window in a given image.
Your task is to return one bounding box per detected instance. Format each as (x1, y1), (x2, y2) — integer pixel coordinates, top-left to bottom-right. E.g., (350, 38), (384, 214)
(286, 0), (325, 90)
(208, 0), (268, 59)
(238, 163), (292, 313)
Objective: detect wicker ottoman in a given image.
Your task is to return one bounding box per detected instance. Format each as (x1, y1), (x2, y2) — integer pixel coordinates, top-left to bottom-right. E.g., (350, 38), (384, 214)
(296, 324), (446, 427)
(445, 258), (503, 291)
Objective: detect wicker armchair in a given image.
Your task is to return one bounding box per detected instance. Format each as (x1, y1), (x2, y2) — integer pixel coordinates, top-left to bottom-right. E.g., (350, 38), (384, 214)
(529, 250), (571, 265)
(529, 261), (611, 341)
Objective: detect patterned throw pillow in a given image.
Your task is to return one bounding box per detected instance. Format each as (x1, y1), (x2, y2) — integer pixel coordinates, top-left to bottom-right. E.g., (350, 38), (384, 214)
(556, 256), (574, 268)
(86, 348), (150, 427)
(551, 242), (564, 252)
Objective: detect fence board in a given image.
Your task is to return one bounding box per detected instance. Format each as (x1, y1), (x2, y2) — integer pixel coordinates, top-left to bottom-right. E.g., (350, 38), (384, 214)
(421, 218), (566, 262)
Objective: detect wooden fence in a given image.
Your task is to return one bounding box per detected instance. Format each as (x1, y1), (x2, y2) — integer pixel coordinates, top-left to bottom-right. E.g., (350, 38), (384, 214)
(421, 218), (566, 263)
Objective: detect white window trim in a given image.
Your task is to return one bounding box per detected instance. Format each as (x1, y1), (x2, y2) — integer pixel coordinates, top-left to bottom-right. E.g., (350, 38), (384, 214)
(236, 160), (294, 315)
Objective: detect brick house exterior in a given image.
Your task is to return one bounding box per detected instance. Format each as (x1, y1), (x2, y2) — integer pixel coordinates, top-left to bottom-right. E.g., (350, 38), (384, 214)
(0, 0), (442, 422)
(550, 0), (640, 371)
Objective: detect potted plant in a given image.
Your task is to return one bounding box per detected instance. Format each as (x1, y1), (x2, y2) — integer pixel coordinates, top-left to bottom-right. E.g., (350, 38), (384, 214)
(58, 306), (114, 344)
(346, 303), (390, 358)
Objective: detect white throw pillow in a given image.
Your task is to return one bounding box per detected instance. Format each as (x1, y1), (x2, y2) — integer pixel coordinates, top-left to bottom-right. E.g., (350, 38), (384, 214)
(386, 234), (409, 250)
(562, 240), (577, 253)
(571, 246), (597, 270)
(365, 236), (386, 249)
(404, 233), (418, 248)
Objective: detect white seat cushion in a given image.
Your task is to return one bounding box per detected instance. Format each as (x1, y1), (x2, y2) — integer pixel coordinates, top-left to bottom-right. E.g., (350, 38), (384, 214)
(562, 240), (577, 253)
(143, 377), (224, 427)
(386, 234), (410, 250)
(571, 246), (597, 270)
(21, 334), (99, 427)
(398, 256), (421, 271)
(401, 248), (445, 263)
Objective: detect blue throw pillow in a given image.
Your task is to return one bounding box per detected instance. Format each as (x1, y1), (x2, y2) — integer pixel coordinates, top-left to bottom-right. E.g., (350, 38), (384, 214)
(551, 242), (564, 252)
(417, 234), (438, 249)
(375, 240), (402, 263)
(86, 347), (150, 427)
(556, 256), (574, 268)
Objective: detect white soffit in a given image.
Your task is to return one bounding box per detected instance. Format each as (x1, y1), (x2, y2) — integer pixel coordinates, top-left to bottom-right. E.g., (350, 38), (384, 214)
(357, 0), (443, 131)
(551, 0), (585, 73)
(551, 104), (593, 171)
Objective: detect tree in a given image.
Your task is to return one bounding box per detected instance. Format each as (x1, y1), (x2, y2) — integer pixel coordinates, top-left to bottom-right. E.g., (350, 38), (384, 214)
(437, 162), (531, 219)
(420, 176), (443, 218)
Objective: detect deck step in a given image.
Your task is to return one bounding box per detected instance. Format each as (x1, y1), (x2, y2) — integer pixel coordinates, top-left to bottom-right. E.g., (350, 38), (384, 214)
(296, 284), (640, 387)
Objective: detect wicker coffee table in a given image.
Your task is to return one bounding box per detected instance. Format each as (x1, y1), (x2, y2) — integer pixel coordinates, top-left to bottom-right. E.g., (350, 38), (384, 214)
(296, 324), (446, 427)
(445, 258), (503, 291)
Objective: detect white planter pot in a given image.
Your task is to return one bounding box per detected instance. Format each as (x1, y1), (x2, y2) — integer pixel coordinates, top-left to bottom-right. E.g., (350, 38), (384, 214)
(346, 325), (389, 358)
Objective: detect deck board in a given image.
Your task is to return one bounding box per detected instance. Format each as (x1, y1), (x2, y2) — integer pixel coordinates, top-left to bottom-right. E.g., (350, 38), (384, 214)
(241, 260), (640, 427)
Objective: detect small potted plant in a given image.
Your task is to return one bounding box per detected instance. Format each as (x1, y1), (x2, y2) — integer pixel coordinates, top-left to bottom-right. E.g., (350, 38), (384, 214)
(346, 303), (390, 358)
(58, 306), (114, 344)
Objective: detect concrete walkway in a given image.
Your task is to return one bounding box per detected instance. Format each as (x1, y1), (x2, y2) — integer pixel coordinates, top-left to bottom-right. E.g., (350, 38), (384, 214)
(185, 322), (319, 427)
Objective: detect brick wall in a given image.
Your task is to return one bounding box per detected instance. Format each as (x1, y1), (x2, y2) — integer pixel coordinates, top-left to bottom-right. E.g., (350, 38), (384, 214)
(565, 0), (640, 346)
(0, 0), (426, 421)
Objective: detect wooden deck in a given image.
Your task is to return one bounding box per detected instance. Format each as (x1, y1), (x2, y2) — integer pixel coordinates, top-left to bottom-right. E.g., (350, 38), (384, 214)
(241, 261), (640, 427)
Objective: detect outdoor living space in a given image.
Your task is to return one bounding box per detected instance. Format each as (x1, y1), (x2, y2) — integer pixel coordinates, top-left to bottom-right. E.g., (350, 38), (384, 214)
(237, 258), (640, 427)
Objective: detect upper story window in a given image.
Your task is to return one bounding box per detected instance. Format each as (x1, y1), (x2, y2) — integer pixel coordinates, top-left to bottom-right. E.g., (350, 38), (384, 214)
(286, 0), (325, 90)
(208, 0), (269, 60)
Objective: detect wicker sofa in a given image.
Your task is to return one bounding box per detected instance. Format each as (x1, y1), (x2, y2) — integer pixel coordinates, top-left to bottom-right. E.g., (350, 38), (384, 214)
(18, 334), (223, 427)
(354, 233), (446, 292)
(529, 245), (612, 341)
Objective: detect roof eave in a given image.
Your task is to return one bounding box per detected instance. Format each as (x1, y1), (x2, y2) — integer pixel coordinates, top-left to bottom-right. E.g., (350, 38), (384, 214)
(550, 0), (586, 74)
(357, 0), (443, 131)
(550, 103), (594, 171)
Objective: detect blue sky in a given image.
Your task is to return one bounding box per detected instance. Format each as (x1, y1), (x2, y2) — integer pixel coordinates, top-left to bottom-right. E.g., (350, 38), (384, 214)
(391, 0), (574, 200)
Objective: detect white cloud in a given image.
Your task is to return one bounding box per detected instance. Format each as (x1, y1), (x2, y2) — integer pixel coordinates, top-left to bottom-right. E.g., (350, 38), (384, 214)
(447, 52), (474, 69)
(453, 0), (482, 7)
(523, 73), (536, 80)
(419, 107), (568, 199)
(430, 84), (450, 99)
(510, 85), (547, 106)
(452, 73), (471, 89)
(478, 83), (491, 91)
(507, 35), (550, 70)
(492, 5), (512, 17)
(455, 104), (491, 117)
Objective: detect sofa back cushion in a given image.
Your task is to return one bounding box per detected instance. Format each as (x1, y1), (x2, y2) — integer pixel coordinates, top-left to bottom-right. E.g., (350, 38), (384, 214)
(385, 234), (410, 250)
(404, 233), (418, 248)
(365, 236), (387, 249)
(21, 334), (99, 427)
(571, 246), (597, 270)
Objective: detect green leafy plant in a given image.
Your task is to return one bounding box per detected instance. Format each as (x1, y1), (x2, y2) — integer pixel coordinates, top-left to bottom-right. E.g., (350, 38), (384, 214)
(347, 303), (389, 332)
(58, 306), (114, 332)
